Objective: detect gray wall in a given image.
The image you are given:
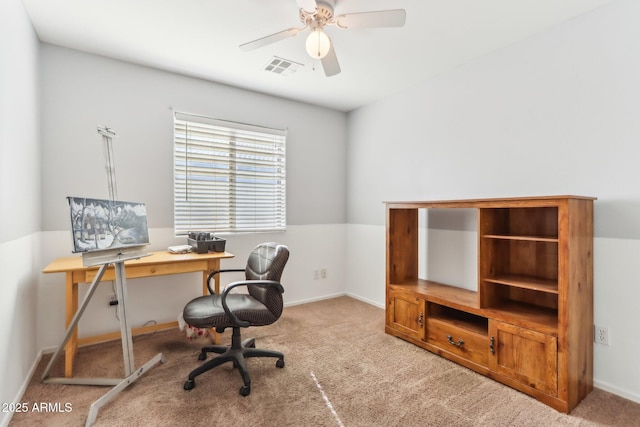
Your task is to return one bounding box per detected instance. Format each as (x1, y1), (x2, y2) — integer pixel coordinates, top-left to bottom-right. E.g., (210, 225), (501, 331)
(346, 0), (640, 240)
(1, 0), (41, 243)
(41, 45), (347, 233)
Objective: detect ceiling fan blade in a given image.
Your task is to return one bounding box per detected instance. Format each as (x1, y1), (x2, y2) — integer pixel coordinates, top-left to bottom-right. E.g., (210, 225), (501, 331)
(240, 27), (301, 52)
(296, 0), (318, 14)
(335, 9), (406, 29)
(321, 42), (341, 77)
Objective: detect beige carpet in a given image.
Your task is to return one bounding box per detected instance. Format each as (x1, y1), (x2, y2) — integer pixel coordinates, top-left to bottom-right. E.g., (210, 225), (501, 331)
(10, 296), (640, 426)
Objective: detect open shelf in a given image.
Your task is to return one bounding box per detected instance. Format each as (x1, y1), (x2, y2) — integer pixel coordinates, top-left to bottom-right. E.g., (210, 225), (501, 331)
(481, 279), (558, 315)
(480, 207), (559, 239)
(483, 234), (559, 243)
(428, 302), (488, 336)
(483, 301), (558, 336)
(483, 274), (558, 294)
(481, 238), (558, 284)
(389, 280), (481, 313)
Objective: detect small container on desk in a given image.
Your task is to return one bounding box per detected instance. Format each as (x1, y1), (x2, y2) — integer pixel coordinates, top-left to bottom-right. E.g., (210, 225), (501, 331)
(187, 232), (226, 254)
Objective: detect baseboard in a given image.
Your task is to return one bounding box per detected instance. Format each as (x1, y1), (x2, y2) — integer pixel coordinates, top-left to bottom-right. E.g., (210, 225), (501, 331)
(40, 321), (180, 354)
(345, 292), (384, 309)
(1, 349), (44, 427)
(284, 292), (347, 307)
(594, 380), (640, 405)
(285, 292), (384, 309)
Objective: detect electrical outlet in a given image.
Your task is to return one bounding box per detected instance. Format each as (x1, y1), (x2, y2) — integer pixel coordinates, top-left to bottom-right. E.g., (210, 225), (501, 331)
(320, 268), (327, 279)
(594, 325), (609, 346)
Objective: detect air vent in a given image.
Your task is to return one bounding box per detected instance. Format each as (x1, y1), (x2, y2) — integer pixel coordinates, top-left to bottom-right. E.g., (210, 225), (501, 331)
(264, 57), (303, 76)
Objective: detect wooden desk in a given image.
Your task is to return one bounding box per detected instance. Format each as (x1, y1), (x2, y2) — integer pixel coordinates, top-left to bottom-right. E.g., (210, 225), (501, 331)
(43, 250), (234, 377)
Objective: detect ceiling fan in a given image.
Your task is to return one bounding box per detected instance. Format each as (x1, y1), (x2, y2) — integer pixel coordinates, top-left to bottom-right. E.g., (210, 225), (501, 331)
(239, 0), (406, 77)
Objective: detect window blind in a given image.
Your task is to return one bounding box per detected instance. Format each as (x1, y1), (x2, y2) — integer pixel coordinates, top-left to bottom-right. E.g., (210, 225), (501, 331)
(174, 112), (286, 235)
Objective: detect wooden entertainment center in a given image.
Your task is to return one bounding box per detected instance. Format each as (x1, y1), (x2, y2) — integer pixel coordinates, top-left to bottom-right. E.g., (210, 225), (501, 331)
(385, 196), (595, 413)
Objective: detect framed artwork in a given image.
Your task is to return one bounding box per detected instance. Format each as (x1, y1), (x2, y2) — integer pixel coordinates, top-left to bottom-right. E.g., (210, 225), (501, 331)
(67, 197), (150, 253)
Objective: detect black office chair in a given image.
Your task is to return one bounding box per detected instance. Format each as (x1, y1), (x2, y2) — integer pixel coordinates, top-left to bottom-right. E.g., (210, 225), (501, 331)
(182, 242), (289, 396)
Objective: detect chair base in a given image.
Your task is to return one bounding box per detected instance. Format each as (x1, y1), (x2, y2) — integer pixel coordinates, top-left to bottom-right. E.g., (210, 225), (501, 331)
(183, 327), (284, 396)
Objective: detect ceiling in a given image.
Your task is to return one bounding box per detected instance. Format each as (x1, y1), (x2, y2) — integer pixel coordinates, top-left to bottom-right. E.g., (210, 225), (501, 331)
(21, 0), (614, 112)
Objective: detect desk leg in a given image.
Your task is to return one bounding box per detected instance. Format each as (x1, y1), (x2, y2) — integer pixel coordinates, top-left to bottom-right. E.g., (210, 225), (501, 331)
(204, 259), (221, 344)
(65, 274), (79, 378)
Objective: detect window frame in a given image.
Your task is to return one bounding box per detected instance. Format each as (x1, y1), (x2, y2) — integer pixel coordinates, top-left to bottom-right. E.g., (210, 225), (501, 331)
(173, 112), (287, 236)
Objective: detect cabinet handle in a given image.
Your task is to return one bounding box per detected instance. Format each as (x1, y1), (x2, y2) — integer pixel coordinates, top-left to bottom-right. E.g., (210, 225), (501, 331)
(418, 312), (424, 328)
(447, 335), (464, 347)
(490, 336), (495, 355)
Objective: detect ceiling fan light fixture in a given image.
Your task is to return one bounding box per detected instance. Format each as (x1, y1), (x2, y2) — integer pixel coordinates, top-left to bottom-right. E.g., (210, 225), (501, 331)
(305, 28), (331, 59)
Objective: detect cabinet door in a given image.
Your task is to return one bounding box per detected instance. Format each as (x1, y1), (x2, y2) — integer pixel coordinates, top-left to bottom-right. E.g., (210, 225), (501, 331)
(488, 320), (557, 396)
(387, 292), (425, 341)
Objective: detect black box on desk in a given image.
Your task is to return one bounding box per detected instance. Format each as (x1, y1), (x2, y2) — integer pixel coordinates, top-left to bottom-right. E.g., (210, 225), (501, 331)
(187, 236), (226, 254)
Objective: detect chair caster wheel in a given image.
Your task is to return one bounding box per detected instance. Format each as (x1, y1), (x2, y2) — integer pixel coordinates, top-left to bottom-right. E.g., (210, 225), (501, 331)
(239, 385), (251, 396)
(276, 358), (285, 368)
(184, 380), (195, 391)
(198, 352), (207, 361)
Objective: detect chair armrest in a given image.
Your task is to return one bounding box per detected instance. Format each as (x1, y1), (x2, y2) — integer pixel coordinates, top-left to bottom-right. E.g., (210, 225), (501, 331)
(220, 280), (284, 327)
(206, 268), (245, 294)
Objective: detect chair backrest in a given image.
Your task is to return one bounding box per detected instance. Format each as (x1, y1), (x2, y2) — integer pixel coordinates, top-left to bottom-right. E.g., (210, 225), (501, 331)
(245, 242), (289, 318)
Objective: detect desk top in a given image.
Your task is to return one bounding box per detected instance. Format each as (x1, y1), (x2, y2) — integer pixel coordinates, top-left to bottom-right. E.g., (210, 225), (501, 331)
(43, 250), (235, 274)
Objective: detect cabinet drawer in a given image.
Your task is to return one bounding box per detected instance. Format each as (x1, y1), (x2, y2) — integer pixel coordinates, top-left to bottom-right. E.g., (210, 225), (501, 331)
(84, 260), (209, 282)
(426, 317), (489, 366)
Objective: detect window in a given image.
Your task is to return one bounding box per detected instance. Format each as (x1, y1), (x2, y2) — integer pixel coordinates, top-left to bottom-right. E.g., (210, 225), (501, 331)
(173, 112), (286, 235)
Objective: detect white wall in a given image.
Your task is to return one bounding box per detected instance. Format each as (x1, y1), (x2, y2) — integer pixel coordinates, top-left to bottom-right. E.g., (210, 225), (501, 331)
(38, 45), (349, 348)
(0, 0), (41, 424)
(39, 225), (347, 347)
(345, 0), (640, 404)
